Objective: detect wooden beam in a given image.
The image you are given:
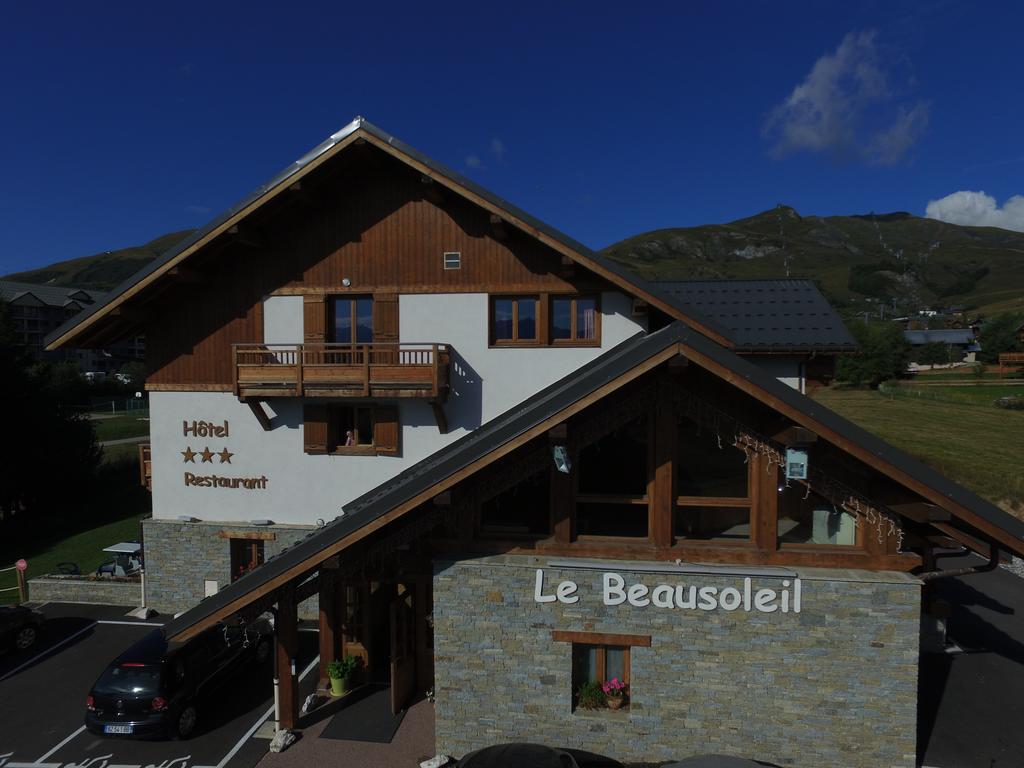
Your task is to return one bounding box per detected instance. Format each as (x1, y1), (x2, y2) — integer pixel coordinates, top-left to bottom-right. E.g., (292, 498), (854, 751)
(651, 382), (674, 548)
(166, 266), (204, 284)
(888, 501), (951, 524)
(287, 181), (324, 211)
(110, 306), (147, 323)
(772, 426), (818, 446)
(217, 530), (276, 541)
(227, 224), (265, 249)
(318, 569), (338, 686)
(552, 630), (652, 647)
(420, 175), (444, 205)
(431, 401), (448, 435)
(489, 214), (508, 240)
(275, 590), (299, 731)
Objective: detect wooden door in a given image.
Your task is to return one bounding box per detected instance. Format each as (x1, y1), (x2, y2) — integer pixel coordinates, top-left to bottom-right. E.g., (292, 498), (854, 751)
(389, 583), (416, 714)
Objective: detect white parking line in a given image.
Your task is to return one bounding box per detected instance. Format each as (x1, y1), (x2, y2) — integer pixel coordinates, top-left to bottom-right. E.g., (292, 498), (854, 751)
(36, 726), (86, 763)
(95, 621), (165, 627)
(206, 655), (321, 768)
(0, 623), (97, 684)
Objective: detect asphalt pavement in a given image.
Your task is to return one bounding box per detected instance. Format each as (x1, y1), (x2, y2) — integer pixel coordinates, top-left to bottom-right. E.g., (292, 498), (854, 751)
(0, 603), (318, 768)
(919, 560), (1024, 768)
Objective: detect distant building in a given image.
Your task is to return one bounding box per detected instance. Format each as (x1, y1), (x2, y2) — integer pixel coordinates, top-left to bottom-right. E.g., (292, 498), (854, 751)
(903, 328), (980, 363)
(0, 279), (144, 371)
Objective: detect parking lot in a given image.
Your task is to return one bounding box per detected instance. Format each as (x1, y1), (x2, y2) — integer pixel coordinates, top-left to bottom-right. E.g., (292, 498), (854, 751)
(0, 603), (318, 768)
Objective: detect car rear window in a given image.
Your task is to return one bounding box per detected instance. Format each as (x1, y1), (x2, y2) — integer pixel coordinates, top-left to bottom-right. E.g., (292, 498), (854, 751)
(95, 664), (162, 695)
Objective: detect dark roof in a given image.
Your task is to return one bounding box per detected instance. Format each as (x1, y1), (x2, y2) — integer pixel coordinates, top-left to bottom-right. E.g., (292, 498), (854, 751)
(161, 321), (1024, 642)
(904, 329), (976, 345)
(46, 117), (730, 350)
(655, 279), (857, 352)
(1, 280), (106, 309)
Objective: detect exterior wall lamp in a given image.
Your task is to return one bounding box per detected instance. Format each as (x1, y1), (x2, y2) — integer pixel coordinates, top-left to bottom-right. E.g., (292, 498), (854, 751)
(552, 445), (572, 474)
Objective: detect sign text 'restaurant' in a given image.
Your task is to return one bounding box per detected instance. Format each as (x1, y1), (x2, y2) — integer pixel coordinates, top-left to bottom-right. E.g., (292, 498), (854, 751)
(533, 569), (801, 614)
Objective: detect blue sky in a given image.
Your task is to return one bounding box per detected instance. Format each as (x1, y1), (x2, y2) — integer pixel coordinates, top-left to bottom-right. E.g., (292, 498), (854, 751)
(2, 0), (1023, 274)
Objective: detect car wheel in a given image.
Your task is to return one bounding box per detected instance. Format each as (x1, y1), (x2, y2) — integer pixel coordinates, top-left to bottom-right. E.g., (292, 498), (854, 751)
(15, 625), (38, 651)
(174, 704), (198, 740)
(255, 637), (272, 664)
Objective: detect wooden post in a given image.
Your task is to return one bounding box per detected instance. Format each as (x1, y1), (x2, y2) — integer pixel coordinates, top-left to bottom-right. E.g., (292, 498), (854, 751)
(318, 569), (338, 688)
(276, 590), (299, 730)
(16, 568), (27, 604)
(651, 384), (675, 549)
(550, 426), (573, 544)
(751, 453), (778, 551)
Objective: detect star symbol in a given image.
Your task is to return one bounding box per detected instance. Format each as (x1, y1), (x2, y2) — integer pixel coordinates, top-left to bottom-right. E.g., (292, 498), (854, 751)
(181, 447), (196, 463)
(218, 448), (234, 464)
(199, 446), (215, 463)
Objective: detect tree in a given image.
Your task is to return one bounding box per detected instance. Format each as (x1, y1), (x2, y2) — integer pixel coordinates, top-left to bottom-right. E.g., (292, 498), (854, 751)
(0, 300), (101, 533)
(916, 342), (953, 367)
(978, 313), (1023, 364)
(835, 321), (911, 388)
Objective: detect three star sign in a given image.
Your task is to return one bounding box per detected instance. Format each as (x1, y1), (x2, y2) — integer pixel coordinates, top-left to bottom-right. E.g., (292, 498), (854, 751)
(182, 446), (233, 464)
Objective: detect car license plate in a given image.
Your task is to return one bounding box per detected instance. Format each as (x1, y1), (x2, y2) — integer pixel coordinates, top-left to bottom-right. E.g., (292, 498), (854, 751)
(104, 724), (133, 735)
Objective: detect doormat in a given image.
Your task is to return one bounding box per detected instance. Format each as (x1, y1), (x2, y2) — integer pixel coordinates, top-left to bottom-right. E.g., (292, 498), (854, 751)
(319, 684), (407, 743)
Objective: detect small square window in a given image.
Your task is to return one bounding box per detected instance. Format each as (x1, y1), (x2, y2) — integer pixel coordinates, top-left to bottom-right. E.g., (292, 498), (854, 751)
(443, 252), (461, 270)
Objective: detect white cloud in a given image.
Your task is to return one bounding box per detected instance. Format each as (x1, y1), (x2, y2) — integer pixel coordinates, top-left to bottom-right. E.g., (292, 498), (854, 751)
(465, 154), (483, 169)
(925, 191), (1024, 232)
(490, 138), (506, 161)
(763, 30), (928, 165)
(866, 103), (930, 166)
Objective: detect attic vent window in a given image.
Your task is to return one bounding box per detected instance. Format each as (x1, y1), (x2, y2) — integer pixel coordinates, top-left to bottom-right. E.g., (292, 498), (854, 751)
(443, 251), (462, 270)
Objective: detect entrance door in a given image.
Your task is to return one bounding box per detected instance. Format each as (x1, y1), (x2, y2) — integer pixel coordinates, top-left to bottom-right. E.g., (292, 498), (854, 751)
(389, 583), (416, 714)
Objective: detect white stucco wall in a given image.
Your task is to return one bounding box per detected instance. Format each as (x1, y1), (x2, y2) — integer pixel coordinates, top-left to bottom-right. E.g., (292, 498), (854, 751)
(149, 291), (645, 524)
(750, 357), (805, 393)
(262, 295), (303, 344)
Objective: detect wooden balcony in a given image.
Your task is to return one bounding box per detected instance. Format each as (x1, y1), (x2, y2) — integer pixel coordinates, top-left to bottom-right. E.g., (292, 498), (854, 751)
(233, 343), (450, 400)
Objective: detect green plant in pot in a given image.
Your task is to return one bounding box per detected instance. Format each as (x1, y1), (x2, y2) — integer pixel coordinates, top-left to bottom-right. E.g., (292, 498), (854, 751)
(327, 654), (360, 697)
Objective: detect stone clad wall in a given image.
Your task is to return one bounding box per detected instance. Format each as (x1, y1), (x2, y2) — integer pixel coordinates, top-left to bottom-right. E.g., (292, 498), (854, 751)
(27, 577), (141, 606)
(433, 555), (920, 768)
(141, 518), (318, 617)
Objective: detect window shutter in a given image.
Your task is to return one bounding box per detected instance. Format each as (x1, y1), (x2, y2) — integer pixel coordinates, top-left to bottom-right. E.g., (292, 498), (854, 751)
(373, 293), (399, 343)
(303, 294), (326, 343)
(373, 405), (399, 456)
(303, 403), (328, 454)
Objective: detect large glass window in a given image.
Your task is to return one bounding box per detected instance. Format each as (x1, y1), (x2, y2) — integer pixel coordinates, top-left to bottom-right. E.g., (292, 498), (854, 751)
(778, 485), (858, 546)
(331, 296), (374, 345)
(329, 405), (375, 452)
(490, 296), (538, 344)
(480, 470), (551, 537)
(576, 417), (649, 538)
(675, 426), (752, 542)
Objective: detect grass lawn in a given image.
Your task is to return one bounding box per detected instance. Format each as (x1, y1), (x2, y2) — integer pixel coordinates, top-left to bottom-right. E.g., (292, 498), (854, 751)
(813, 388), (1024, 518)
(88, 412), (151, 442)
(0, 448), (152, 604)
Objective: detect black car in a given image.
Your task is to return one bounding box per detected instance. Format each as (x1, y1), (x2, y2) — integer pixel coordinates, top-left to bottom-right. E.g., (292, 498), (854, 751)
(85, 616), (272, 739)
(0, 605), (45, 654)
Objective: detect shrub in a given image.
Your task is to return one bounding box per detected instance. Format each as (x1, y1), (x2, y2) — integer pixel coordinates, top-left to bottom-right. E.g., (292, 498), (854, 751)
(835, 321), (911, 388)
(576, 681), (607, 709)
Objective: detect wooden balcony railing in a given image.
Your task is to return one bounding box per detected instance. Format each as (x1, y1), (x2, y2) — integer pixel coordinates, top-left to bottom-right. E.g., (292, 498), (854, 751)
(233, 343), (451, 400)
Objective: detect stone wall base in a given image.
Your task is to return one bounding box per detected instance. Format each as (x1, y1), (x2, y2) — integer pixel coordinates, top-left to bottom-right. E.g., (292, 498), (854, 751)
(28, 577), (141, 606)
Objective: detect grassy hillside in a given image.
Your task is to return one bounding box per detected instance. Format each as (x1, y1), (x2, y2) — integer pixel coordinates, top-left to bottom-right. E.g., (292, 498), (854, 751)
(3, 230), (194, 291)
(604, 207), (1024, 316)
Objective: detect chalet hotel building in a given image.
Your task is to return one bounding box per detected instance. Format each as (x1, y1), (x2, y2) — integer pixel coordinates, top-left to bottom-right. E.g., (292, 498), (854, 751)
(47, 118), (1024, 767)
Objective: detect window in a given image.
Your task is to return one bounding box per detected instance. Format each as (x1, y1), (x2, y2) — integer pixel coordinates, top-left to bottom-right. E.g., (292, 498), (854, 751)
(778, 485), (858, 546)
(443, 251), (461, 270)
(480, 470), (550, 537)
(554, 631), (649, 712)
(303, 403), (399, 456)
(330, 296), (374, 345)
(331, 405), (374, 452)
(674, 425), (752, 542)
(229, 539), (264, 582)
(490, 296), (538, 344)
(576, 416), (649, 538)
(551, 295), (598, 343)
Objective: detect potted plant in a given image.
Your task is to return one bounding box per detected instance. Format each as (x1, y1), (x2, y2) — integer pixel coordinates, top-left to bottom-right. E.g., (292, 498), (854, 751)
(601, 678), (627, 709)
(327, 654), (360, 697)
(575, 680), (607, 710)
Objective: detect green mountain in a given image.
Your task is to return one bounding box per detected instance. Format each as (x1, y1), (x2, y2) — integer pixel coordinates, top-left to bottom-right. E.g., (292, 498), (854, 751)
(3, 230), (194, 291)
(5, 206), (1024, 317)
(603, 206), (1024, 316)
